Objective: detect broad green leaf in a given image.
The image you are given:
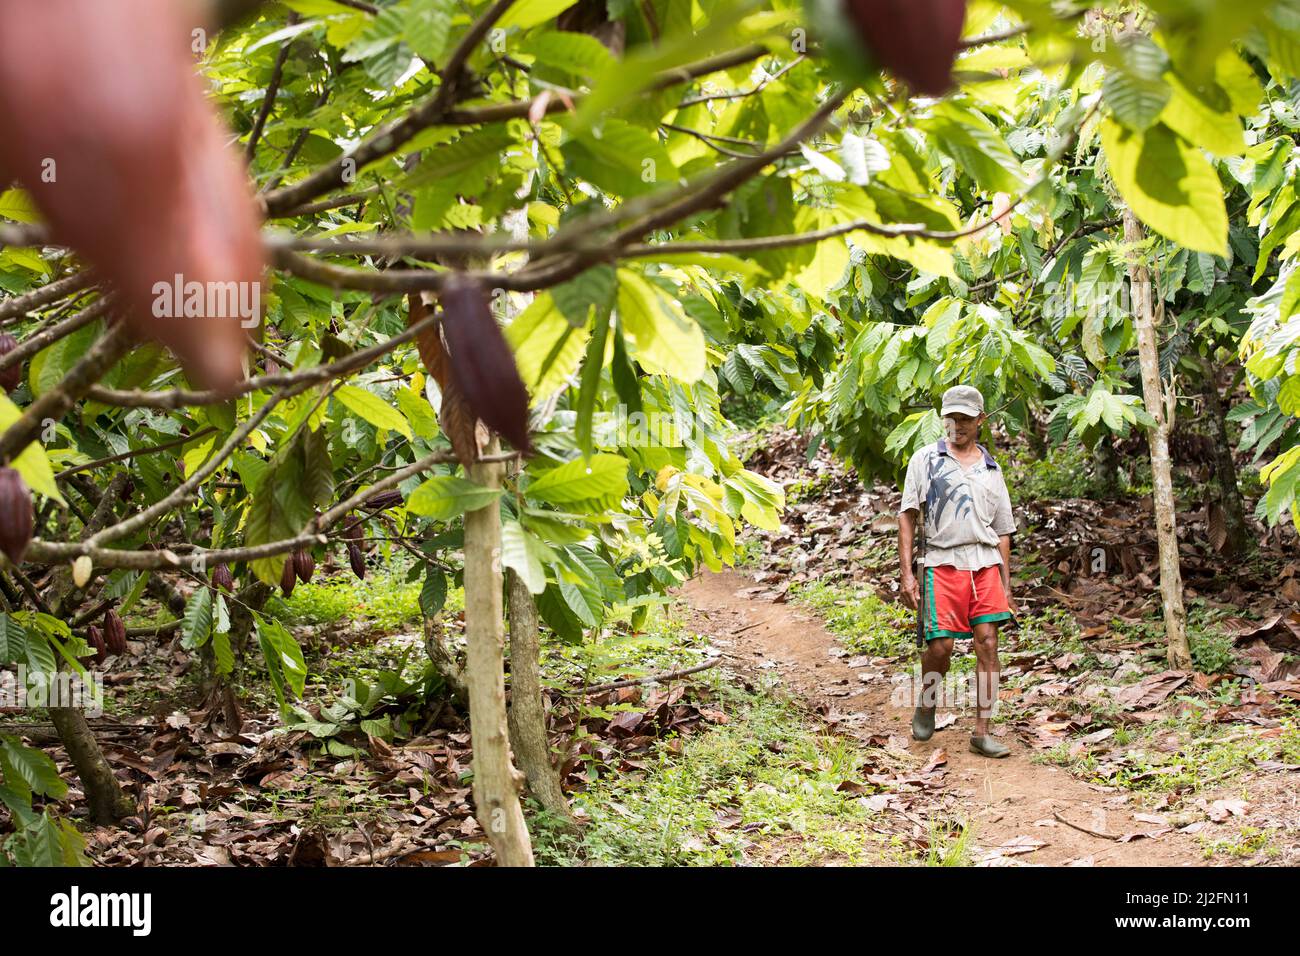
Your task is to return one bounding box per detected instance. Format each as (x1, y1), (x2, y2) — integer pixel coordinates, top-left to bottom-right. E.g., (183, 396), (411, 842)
(0, 739), (67, 798)
(1100, 119), (1228, 255)
(335, 385), (413, 440)
(406, 475), (502, 519)
(501, 520), (555, 594)
(616, 270), (705, 382)
(181, 587), (214, 650)
(506, 292), (591, 397)
(527, 453), (629, 506)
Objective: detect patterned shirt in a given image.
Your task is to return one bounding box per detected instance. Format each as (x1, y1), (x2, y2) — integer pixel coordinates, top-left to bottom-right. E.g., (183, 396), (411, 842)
(899, 439), (1016, 570)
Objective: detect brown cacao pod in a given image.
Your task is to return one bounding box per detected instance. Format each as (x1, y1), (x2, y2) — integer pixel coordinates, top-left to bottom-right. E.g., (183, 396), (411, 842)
(0, 332), (22, 393)
(211, 563), (234, 593)
(280, 557), (298, 597)
(103, 609), (127, 655)
(363, 490), (403, 512)
(86, 625), (107, 665)
(348, 542), (367, 580)
(843, 0), (967, 96)
(294, 548), (315, 584)
(437, 275), (533, 454)
(0, 467), (34, 565)
(341, 516), (364, 542)
(0, 0), (266, 389)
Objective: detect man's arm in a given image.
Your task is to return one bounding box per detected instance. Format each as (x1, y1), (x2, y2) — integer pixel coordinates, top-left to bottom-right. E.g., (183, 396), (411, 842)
(899, 508), (920, 608)
(997, 533), (1016, 615)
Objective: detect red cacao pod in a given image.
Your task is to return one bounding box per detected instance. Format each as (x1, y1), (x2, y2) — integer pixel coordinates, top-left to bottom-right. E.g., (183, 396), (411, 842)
(843, 0), (967, 96)
(0, 467), (34, 565)
(294, 548), (315, 584)
(0, 332), (22, 393)
(0, 0), (266, 389)
(104, 609), (127, 655)
(348, 542), (367, 580)
(438, 276), (533, 454)
(211, 563), (234, 593)
(280, 557), (298, 597)
(86, 625), (107, 664)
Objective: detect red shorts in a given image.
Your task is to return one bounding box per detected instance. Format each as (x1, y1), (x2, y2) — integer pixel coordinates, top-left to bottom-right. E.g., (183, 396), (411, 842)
(922, 565), (1012, 641)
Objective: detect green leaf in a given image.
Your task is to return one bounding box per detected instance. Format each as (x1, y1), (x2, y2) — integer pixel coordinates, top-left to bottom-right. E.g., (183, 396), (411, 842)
(406, 475), (502, 519)
(0, 395), (65, 504)
(575, 311), (612, 456)
(395, 386), (440, 440)
(523, 29), (613, 77)
(562, 120), (680, 198)
(506, 292), (591, 397)
(256, 615), (307, 704)
(498, 0), (580, 31)
(419, 567), (448, 617)
(527, 453), (629, 507)
(501, 520), (555, 594)
(0, 614), (27, 666)
(0, 739), (67, 798)
(212, 632), (234, 677)
(1100, 119), (1228, 255)
(181, 587), (214, 650)
(335, 385), (413, 440)
(616, 270), (705, 382)
(1159, 72), (1245, 156)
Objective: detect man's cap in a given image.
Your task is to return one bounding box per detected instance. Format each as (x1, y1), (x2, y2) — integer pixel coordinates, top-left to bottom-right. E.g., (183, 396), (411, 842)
(940, 385), (984, 418)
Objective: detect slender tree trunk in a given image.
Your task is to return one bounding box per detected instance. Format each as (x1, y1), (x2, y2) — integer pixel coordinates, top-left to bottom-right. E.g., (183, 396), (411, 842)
(506, 568), (575, 826)
(1125, 211), (1192, 669)
(1196, 354), (1249, 556)
(43, 474), (135, 824)
(463, 441), (533, 865)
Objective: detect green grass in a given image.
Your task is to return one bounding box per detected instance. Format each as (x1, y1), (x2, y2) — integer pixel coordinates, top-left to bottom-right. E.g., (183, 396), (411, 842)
(267, 564), (462, 632)
(789, 580), (913, 657)
(531, 679), (895, 866)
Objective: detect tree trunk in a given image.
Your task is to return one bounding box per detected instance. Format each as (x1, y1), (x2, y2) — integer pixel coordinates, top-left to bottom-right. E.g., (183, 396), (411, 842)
(463, 442), (534, 866)
(1197, 354), (1249, 557)
(1125, 211), (1192, 669)
(47, 707), (134, 824)
(43, 473), (135, 824)
(506, 568), (575, 826)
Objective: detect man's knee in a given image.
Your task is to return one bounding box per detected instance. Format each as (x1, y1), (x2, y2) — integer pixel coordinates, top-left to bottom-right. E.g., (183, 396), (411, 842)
(924, 637), (954, 666)
(972, 624), (999, 655)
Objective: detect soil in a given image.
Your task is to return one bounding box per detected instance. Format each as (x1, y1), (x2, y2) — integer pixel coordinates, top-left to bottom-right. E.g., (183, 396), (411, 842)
(681, 569), (1212, 866)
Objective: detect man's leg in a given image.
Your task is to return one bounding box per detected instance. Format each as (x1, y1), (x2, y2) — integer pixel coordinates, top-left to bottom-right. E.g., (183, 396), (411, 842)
(970, 621), (1008, 757)
(913, 637), (953, 741)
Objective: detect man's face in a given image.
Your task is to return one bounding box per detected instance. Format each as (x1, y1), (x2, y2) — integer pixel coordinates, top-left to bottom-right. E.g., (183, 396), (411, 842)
(944, 412), (984, 445)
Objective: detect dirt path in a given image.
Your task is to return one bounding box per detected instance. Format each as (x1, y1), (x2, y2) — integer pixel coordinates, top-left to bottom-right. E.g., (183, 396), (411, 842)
(681, 569), (1209, 866)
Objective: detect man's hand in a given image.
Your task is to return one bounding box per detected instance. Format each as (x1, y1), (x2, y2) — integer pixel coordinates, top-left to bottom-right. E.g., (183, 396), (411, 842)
(901, 571), (921, 610)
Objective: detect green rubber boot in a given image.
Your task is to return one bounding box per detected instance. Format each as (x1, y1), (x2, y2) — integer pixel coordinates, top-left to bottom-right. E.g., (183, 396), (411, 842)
(911, 706), (936, 741)
(969, 735), (1010, 758)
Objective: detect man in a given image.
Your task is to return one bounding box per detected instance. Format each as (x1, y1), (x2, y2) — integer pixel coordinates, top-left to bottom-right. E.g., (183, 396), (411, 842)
(898, 385), (1017, 758)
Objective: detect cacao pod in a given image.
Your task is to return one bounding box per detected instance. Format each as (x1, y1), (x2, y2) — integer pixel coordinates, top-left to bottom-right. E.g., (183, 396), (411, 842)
(364, 489), (403, 512)
(294, 548), (315, 584)
(104, 609), (127, 655)
(0, 467), (34, 565)
(0, 0), (266, 390)
(843, 0), (967, 96)
(437, 276), (533, 454)
(0, 332), (21, 393)
(211, 563), (234, 593)
(86, 625), (107, 665)
(341, 516), (364, 542)
(348, 542), (366, 580)
(280, 557), (298, 597)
